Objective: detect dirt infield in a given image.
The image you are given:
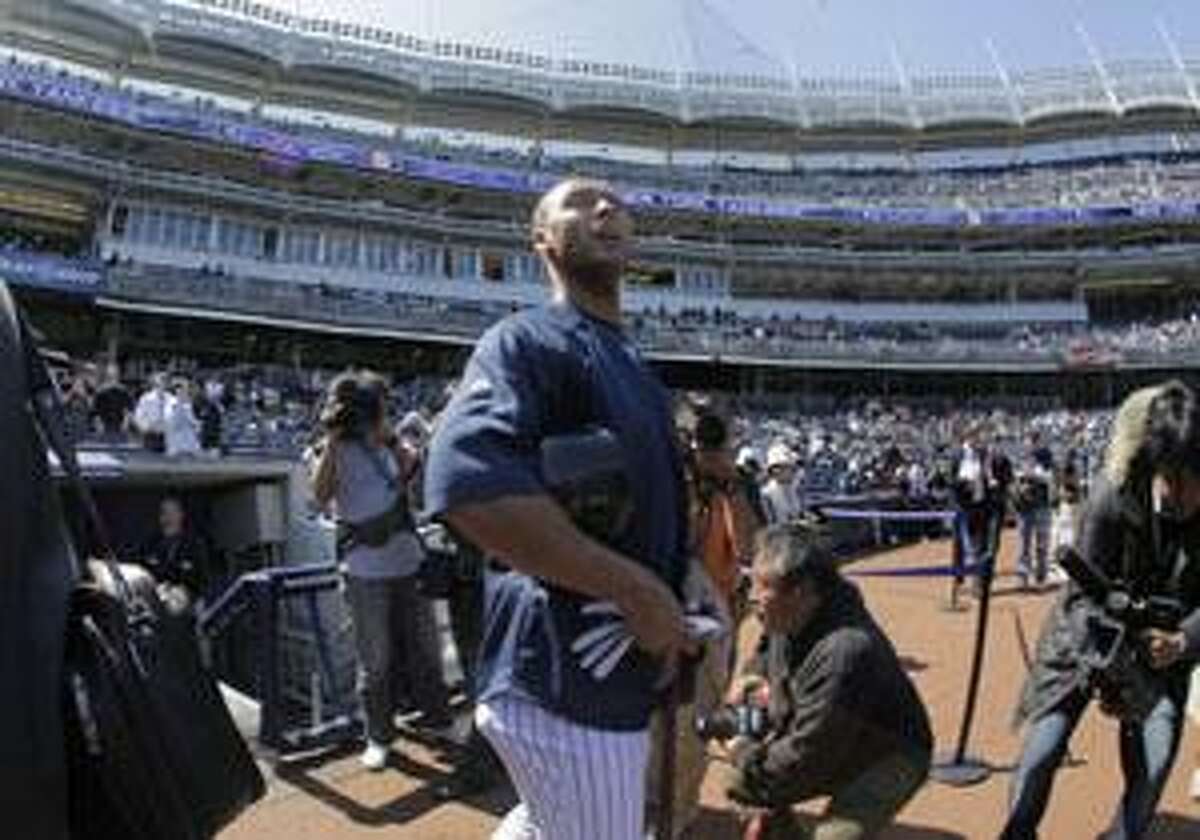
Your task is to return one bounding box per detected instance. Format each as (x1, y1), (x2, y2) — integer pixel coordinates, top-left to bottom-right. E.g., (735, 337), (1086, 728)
(219, 532), (1200, 839)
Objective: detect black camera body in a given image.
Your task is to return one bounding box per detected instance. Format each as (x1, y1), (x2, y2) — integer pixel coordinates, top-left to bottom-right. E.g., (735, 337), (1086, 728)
(1058, 545), (1185, 720)
(694, 686), (770, 742)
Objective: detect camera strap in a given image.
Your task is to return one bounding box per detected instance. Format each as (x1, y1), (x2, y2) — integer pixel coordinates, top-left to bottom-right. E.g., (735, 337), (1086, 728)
(336, 442), (415, 549)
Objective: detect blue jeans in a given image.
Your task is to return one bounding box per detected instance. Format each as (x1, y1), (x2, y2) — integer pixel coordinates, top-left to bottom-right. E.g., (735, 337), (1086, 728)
(1002, 688), (1184, 839)
(1017, 507), (1052, 583)
(954, 506), (997, 585)
(345, 575), (450, 744)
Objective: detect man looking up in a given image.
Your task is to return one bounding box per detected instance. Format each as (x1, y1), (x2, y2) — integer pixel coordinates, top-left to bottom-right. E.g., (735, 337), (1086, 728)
(424, 178), (693, 840)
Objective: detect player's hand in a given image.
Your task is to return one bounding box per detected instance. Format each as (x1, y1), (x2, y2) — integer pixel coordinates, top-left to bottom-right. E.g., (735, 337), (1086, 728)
(724, 674), (768, 706)
(615, 567), (695, 663)
(1142, 629), (1186, 669)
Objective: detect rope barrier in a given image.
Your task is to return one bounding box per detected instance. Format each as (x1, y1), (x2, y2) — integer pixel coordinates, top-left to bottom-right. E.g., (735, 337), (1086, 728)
(848, 559), (989, 579)
(818, 507), (957, 522)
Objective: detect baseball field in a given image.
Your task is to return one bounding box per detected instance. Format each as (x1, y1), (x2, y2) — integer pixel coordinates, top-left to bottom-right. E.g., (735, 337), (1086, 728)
(220, 533), (1200, 839)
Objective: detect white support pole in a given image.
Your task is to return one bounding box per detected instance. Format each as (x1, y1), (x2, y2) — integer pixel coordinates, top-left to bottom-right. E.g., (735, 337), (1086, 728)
(985, 37), (1024, 125)
(1075, 21), (1122, 114)
(888, 40), (922, 130)
(789, 56), (812, 131)
(1156, 16), (1200, 112)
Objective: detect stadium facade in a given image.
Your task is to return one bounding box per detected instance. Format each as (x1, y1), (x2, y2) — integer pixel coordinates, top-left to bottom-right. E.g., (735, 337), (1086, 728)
(1, 0), (1200, 402)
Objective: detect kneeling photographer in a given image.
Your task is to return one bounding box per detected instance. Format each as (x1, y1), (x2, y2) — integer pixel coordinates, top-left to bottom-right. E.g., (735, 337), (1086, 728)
(720, 523), (932, 840)
(1003, 380), (1200, 840)
(310, 371), (450, 772)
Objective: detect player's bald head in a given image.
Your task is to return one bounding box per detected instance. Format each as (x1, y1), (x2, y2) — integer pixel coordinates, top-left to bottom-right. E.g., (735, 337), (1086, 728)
(531, 177), (615, 233)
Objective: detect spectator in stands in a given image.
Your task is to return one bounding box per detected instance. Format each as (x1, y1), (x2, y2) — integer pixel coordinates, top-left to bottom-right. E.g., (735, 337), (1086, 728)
(133, 371), (170, 453)
(952, 423), (1012, 601)
(1047, 461), (1083, 585)
(905, 458), (930, 503)
(309, 371), (450, 772)
(141, 494), (211, 603)
(761, 442), (803, 526)
(736, 445), (769, 524)
(61, 366), (94, 444)
(164, 378), (202, 457)
(1013, 432), (1055, 590)
(93, 362), (132, 444)
(193, 380), (223, 455)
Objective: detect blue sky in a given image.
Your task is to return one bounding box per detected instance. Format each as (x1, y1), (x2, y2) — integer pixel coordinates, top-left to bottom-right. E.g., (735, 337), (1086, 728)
(262, 0), (1200, 78)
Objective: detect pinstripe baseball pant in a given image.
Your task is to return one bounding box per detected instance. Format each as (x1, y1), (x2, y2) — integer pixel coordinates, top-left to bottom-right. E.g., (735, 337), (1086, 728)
(477, 697), (650, 840)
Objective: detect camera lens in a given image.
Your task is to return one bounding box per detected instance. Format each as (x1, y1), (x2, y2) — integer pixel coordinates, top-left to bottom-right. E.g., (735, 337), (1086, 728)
(694, 709), (738, 742)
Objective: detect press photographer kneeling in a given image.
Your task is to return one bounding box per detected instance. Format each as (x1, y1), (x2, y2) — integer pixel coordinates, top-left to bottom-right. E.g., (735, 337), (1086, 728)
(719, 523), (932, 840)
(1003, 380), (1200, 840)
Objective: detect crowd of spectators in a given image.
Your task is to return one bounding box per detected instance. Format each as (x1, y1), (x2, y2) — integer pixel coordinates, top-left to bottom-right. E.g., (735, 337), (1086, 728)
(6, 54), (1200, 213)
(57, 357), (447, 460)
(97, 262), (1200, 367)
(57, 353), (1111, 512)
(726, 398), (1107, 504)
(636, 306), (1200, 365)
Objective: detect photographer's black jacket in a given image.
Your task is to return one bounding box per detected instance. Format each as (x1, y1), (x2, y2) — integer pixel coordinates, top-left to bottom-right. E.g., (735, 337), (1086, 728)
(730, 579), (932, 807)
(1014, 477), (1200, 727)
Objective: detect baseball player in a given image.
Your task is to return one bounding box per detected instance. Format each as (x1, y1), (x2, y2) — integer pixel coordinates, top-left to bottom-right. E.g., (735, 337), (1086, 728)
(424, 177), (694, 839)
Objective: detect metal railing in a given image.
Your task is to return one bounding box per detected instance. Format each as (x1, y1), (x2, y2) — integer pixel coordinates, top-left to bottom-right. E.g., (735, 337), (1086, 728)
(101, 265), (1200, 370)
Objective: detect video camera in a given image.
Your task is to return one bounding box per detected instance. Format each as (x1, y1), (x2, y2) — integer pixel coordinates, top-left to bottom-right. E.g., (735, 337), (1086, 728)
(1056, 545), (1184, 720)
(694, 685), (771, 742)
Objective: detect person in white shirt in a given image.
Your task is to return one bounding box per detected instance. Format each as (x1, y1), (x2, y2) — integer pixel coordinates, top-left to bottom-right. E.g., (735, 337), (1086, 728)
(906, 460), (928, 501)
(760, 443), (802, 525)
(164, 379), (201, 457)
(133, 372), (171, 453)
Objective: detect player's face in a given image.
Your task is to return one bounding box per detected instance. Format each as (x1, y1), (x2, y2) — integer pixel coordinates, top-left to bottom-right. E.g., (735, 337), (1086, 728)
(538, 182), (633, 290)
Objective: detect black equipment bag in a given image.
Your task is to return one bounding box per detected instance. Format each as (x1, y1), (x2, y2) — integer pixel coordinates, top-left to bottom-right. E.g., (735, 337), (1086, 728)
(11, 293), (265, 838)
(0, 282), (74, 839)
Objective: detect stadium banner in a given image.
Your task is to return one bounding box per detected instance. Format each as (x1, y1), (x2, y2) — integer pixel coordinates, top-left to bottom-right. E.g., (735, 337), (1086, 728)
(0, 252), (104, 296)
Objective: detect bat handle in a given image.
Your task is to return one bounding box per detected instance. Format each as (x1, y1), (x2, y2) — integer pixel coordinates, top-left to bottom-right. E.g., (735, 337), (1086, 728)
(656, 678), (680, 840)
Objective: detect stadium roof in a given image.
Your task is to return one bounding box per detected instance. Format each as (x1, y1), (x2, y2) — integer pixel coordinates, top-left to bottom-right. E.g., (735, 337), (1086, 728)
(255, 0), (1199, 80)
(40, 0), (1200, 132)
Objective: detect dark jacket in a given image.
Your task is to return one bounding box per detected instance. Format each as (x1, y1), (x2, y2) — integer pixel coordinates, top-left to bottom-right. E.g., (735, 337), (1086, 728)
(730, 579), (933, 807)
(951, 446), (1013, 513)
(142, 532), (211, 598)
(194, 394), (222, 451)
(0, 284), (75, 839)
(1013, 477), (1200, 727)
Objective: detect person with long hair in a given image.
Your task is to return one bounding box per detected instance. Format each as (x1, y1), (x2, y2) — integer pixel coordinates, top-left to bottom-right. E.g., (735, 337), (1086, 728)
(310, 370), (450, 771)
(1003, 380), (1200, 839)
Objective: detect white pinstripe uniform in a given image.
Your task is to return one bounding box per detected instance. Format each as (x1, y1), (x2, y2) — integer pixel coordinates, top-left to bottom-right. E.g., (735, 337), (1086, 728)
(478, 697), (649, 840)
(421, 305), (688, 840)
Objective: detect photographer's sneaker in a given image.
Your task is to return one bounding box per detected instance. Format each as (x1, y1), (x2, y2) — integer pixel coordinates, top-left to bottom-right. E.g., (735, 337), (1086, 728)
(360, 740), (389, 772)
